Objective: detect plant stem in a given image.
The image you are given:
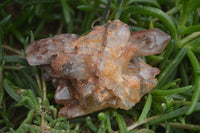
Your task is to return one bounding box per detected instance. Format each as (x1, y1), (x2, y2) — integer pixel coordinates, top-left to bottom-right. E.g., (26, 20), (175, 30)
(161, 122), (200, 131)
(42, 69), (47, 100)
(127, 116), (160, 131)
(114, 115), (161, 133)
(41, 112), (45, 132)
(2, 44), (24, 55)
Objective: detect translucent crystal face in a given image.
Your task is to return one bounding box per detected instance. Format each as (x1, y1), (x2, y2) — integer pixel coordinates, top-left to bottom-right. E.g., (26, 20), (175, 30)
(26, 20), (171, 118)
(130, 28), (171, 57)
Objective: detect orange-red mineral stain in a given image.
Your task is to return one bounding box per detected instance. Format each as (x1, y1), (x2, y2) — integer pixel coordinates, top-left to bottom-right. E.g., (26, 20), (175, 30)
(26, 20), (171, 118)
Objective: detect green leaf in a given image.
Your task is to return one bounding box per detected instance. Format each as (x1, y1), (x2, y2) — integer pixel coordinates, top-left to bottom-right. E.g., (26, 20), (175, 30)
(100, 0), (112, 24)
(21, 68), (39, 95)
(147, 55), (163, 61)
(0, 15), (11, 26)
(60, 0), (74, 33)
(16, 110), (35, 132)
(106, 111), (112, 132)
(12, 6), (34, 28)
(10, 28), (25, 44)
(0, 31), (2, 59)
(150, 103), (200, 125)
(3, 79), (21, 102)
(138, 94), (152, 123)
(181, 25), (200, 35)
(33, 20), (45, 38)
(160, 79), (180, 90)
(186, 50), (200, 115)
(192, 8), (199, 25)
(0, 0), (11, 8)
(97, 119), (106, 133)
(124, 6), (177, 39)
(116, 114), (128, 133)
(77, 5), (94, 11)
(159, 40), (175, 70)
(166, 97), (174, 108)
(152, 85), (192, 96)
(179, 32), (200, 47)
(127, 0), (161, 8)
(180, 63), (189, 86)
(185, 37), (200, 53)
(0, 56), (28, 65)
(0, 63), (4, 106)
(30, 30), (34, 42)
(179, 0), (200, 26)
(98, 112), (106, 121)
(86, 117), (97, 132)
(155, 48), (188, 89)
(60, 0), (72, 24)
(182, 0), (200, 16)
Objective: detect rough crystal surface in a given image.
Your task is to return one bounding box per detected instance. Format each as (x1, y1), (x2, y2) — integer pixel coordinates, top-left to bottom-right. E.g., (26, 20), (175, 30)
(26, 20), (171, 118)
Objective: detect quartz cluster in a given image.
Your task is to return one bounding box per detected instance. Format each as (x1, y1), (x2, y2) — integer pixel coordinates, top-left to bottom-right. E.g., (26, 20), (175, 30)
(26, 20), (171, 118)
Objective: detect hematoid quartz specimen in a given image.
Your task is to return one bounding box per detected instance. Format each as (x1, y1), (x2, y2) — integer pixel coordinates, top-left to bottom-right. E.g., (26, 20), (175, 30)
(26, 20), (171, 118)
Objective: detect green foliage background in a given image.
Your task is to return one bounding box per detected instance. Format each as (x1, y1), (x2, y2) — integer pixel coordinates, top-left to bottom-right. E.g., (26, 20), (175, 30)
(0, 0), (200, 132)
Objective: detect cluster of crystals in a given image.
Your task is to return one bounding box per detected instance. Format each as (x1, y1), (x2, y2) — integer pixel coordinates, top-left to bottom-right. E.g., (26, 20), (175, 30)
(26, 20), (171, 118)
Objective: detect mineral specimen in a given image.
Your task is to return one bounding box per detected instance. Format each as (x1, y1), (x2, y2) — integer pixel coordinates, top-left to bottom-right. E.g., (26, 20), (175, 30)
(26, 20), (171, 118)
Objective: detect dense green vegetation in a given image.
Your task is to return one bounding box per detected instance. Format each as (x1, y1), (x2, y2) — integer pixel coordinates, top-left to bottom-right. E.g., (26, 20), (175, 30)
(0, 0), (200, 132)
